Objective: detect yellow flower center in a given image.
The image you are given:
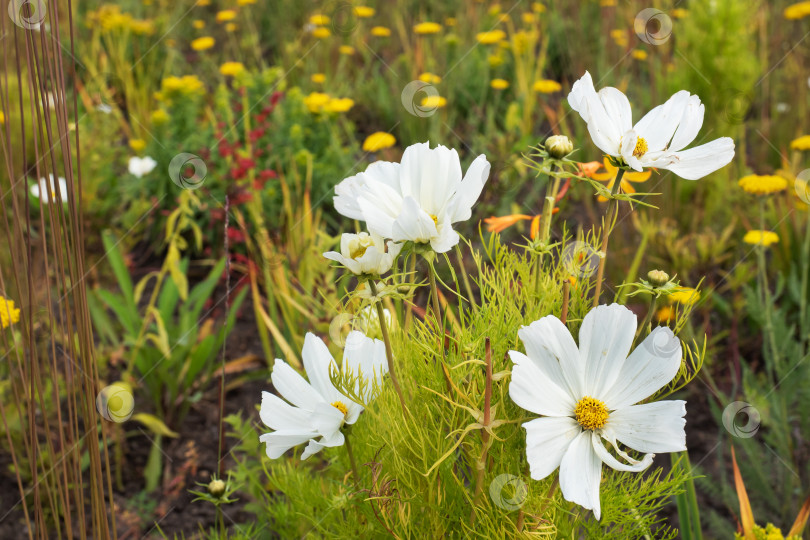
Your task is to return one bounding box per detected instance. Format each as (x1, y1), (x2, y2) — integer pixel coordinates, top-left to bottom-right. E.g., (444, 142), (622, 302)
(574, 396), (609, 430)
(633, 137), (648, 158)
(350, 245), (368, 259)
(429, 214), (439, 227)
(331, 400), (348, 417)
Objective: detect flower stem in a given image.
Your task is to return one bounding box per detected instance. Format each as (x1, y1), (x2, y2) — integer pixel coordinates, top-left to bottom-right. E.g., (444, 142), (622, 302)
(368, 280), (407, 414)
(636, 294), (658, 344)
(405, 253), (417, 331)
(470, 339), (493, 524)
(344, 431), (360, 484)
(428, 261), (443, 332)
(592, 169), (625, 307)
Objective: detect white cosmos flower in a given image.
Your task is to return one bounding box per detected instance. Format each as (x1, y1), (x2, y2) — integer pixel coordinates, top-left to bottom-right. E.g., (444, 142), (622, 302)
(333, 142), (491, 253)
(260, 331), (388, 460)
(568, 71), (734, 180)
(31, 174), (68, 204)
(508, 303), (686, 520)
(323, 232), (402, 275)
(128, 156), (157, 178)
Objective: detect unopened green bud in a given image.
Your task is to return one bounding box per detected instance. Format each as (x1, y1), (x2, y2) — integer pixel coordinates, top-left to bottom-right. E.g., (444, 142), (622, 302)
(208, 479), (226, 498)
(546, 135), (573, 159)
(647, 270), (670, 287)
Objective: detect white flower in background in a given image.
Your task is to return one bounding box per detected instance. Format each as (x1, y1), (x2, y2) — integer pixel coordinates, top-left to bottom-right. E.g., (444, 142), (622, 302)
(323, 232), (402, 275)
(128, 156), (157, 178)
(30, 174), (68, 204)
(96, 103), (113, 114)
(334, 141), (491, 253)
(260, 331), (388, 459)
(568, 71), (734, 180)
(356, 305), (394, 339)
(508, 303), (686, 520)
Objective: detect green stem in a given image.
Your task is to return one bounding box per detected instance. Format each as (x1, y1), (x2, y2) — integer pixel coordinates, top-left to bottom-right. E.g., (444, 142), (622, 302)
(368, 280), (407, 414)
(344, 431), (360, 484)
(428, 260), (443, 332)
(636, 294), (658, 345)
(592, 169), (625, 307)
(800, 213), (810, 358)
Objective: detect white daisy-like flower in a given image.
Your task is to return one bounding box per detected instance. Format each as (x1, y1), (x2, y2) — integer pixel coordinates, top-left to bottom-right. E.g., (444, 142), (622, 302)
(323, 232), (402, 276)
(333, 141), (491, 253)
(568, 71), (735, 180)
(508, 303), (687, 520)
(31, 174), (68, 204)
(260, 331), (388, 460)
(128, 156), (158, 178)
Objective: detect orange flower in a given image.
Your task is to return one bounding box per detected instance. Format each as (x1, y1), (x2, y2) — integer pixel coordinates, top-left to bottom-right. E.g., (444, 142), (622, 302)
(581, 157), (652, 201)
(484, 214), (532, 233)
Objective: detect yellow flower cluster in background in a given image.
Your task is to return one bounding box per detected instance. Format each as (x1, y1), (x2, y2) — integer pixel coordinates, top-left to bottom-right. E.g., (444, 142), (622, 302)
(743, 230), (780, 247)
(414, 22), (442, 35)
(490, 78), (509, 90)
(476, 30), (506, 44)
(220, 62), (245, 77)
(362, 132), (396, 152)
(790, 135), (810, 150)
(418, 72), (441, 84)
(155, 75), (205, 102)
(87, 5), (154, 34)
(304, 92), (354, 114)
(738, 174), (788, 195)
(532, 79), (561, 93)
(371, 26), (391, 37)
(191, 36), (215, 51)
(784, 1), (810, 19)
(0, 296), (20, 329)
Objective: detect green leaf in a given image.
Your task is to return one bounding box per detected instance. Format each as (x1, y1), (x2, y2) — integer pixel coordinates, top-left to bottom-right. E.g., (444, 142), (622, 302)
(166, 244), (188, 301)
(132, 413), (179, 438)
(102, 231), (136, 312)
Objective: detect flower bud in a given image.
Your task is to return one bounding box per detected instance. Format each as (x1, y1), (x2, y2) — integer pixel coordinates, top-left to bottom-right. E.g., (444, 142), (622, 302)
(546, 135), (573, 159)
(208, 478), (226, 498)
(647, 269), (670, 287)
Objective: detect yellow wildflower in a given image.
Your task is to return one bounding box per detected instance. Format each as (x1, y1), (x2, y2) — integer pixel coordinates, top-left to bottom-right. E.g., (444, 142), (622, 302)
(225, 23), (237, 32)
(532, 2), (545, 12)
(784, 1), (810, 20)
(522, 12), (536, 24)
(490, 78), (509, 90)
(611, 28), (628, 47)
(312, 26), (331, 38)
(324, 97), (354, 113)
(129, 139), (146, 152)
(631, 49), (648, 60)
(303, 92), (331, 113)
(0, 111), (4, 124)
(371, 26), (391, 37)
(671, 8), (688, 18)
(237, 0), (256, 4)
(581, 158), (651, 201)
(130, 19), (155, 35)
(192, 19), (205, 29)
(362, 132), (396, 152)
(220, 62), (245, 77)
(476, 30), (506, 44)
(743, 230), (780, 247)
(420, 95), (447, 109)
(191, 36), (215, 51)
(310, 14), (330, 25)
(600, 0), (617, 6)
(488, 53), (504, 68)
(790, 135), (810, 150)
(353, 6), (375, 18)
(738, 174), (788, 195)
(418, 72), (441, 84)
(198, 0), (211, 5)
(414, 22), (442, 35)
(656, 306), (674, 323)
(532, 79), (562, 93)
(150, 109), (169, 125)
(445, 17), (457, 27)
(339, 45), (355, 55)
(669, 288), (700, 306)
(311, 73), (326, 84)
(216, 10), (237, 23)
(0, 296), (20, 329)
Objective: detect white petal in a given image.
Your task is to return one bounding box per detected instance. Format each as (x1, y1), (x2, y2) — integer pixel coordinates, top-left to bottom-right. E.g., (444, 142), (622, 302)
(559, 431), (603, 520)
(619, 130), (644, 172)
(668, 95), (705, 152)
(312, 401), (347, 436)
(567, 72), (622, 156)
(633, 90), (690, 152)
(518, 316), (583, 398)
(429, 216), (460, 253)
(578, 304), (637, 400)
(508, 351), (576, 416)
(392, 196), (438, 243)
(300, 438), (326, 460)
(363, 160), (402, 192)
(334, 175), (368, 220)
(301, 333), (341, 403)
(598, 87), (633, 134)
(400, 142), (462, 215)
(567, 71), (596, 121)
(343, 330), (388, 403)
(323, 251), (362, 275)
(447, 154), (491, 223)
(271, 358), (324, 411)
(523, 416), (581, 481)
(604, 400), (687, 453)
(602, 326), (682, 409)
(590, 431), (655, 472)
(663, 137), (735, 181)
(260, 431), (317, 459)
(260, 390), (312, 431)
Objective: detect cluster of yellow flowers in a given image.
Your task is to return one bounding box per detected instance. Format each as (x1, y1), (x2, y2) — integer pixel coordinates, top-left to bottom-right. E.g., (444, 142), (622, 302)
(303, 92), (355, 114)
(0, 296), (20, 329)
(87, 5), (154, 35)
(784, 1), (810, 20)
(155, 75), (205, 103)
(362, 132), (396, 152)
(738, 174), (788, 195)
(791, 134), (810, 151)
